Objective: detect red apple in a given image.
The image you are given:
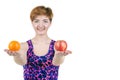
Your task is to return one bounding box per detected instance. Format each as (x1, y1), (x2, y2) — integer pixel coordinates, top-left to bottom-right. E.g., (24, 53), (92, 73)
(55, 40), (67, 51)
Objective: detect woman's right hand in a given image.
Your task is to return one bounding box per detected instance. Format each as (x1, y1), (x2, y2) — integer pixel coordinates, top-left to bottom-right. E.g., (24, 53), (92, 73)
(4, 49), (19, 56)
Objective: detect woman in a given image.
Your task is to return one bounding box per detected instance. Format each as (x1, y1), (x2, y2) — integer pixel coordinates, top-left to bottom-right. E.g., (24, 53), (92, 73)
(4, 6), (72, 80)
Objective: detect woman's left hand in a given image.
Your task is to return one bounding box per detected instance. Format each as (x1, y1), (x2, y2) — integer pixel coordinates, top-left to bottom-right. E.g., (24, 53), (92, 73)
(55, 50), (72, 56)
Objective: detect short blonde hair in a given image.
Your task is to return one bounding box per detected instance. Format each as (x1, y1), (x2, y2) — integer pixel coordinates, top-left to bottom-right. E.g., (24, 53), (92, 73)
(30, 6), (53, 22)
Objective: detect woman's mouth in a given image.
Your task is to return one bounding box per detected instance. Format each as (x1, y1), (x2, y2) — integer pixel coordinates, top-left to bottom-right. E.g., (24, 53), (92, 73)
(37, 27), (45, 31)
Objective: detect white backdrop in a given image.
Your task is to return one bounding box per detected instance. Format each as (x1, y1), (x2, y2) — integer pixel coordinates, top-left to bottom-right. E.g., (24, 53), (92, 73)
(0, 0), (120, 80)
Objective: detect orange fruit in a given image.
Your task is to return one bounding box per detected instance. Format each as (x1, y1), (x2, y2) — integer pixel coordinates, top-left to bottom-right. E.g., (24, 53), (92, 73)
(8, 41), (20, 51)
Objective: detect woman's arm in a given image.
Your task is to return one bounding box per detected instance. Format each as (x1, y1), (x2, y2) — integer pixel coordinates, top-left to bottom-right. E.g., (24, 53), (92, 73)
(52, 50), (72, 66)
(4, 42), (28, 66)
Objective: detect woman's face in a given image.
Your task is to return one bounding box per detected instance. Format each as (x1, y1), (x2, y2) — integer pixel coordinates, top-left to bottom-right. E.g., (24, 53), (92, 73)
(32, 15), (51, 35)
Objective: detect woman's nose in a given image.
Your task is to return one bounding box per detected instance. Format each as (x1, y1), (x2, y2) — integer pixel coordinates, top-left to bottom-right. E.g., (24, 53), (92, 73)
(38, 22), (44, 27)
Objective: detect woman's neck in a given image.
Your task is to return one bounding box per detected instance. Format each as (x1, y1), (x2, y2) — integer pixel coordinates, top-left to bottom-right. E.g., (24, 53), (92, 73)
(32, 34), (51, 44)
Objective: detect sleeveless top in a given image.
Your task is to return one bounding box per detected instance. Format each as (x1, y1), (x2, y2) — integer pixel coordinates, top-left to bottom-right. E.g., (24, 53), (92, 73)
(23, 40), (59, 80)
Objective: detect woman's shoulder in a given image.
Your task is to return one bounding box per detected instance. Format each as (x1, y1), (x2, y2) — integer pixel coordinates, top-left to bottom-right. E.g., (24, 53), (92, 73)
(16, 41), (29, 55)
(20, 41), (28, 51)
(50, 39), (56, 44)
(50, 39), (56, 42)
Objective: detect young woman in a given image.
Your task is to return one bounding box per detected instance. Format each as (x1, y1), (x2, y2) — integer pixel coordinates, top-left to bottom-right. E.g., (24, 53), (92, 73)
(4, 6), (72, 80)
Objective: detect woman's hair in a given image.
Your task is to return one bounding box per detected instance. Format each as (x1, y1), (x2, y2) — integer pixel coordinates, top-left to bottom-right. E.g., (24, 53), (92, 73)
(30, 6), (53, 22)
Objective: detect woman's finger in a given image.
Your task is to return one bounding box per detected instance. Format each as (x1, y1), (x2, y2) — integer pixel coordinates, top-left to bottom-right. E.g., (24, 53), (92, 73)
(65, 50), (72, 54)
(4, 49), (17, 56)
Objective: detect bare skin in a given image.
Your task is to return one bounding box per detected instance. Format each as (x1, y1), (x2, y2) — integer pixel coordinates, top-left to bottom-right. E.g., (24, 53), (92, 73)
(4, 15), (72, 66)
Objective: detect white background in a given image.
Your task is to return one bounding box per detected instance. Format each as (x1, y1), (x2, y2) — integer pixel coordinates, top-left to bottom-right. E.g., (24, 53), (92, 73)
(0, 0), (120, 80)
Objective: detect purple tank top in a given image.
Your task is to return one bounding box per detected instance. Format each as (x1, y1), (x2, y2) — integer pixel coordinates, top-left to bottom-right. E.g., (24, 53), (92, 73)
(23, 40), (59, 80)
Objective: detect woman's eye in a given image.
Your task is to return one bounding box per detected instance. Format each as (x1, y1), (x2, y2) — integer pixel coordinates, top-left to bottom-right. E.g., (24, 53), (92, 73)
(34, 20), (39, 23)
(44, 20), (49, 23)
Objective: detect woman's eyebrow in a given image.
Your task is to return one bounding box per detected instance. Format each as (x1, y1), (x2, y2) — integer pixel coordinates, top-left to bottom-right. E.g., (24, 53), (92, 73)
(34, 19), (39, 20)
(43, 19), (49, 20)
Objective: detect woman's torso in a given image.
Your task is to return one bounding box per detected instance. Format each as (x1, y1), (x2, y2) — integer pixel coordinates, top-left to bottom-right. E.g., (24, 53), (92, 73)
(23, 39), (59, 80)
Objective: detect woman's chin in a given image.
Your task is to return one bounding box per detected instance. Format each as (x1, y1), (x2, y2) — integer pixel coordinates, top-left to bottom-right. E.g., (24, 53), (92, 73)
(37, 32), (46, 35)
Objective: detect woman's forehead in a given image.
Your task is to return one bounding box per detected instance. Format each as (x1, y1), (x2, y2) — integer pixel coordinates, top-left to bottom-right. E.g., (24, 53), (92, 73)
(35, 15), (49, 19)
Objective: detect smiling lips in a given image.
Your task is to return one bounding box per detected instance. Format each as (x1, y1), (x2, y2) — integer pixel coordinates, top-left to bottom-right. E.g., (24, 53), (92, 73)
(37, 26), (45, 31)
